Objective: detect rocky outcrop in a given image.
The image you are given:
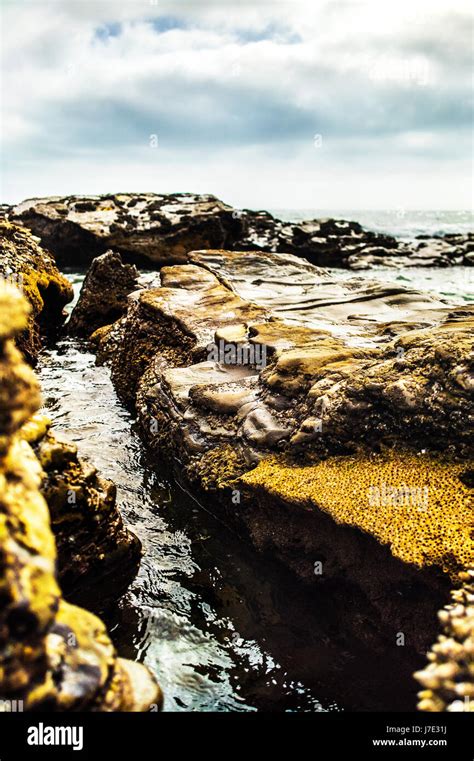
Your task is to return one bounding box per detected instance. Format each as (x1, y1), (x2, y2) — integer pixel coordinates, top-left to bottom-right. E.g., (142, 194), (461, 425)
(7, 194), (473, 270)
(269, 315), (474, 457)
(414, 233), (474, 267)
(415, 569), (474, 712)
(100, 248), (469, 418)
(0, 221), (73, 363)
(345, 233), (474, 270)
(68, 251), (140, 336)
(19, 416), (141, 595)
(0, 282), (161, 711)
(9, 194), (239, 268)
(89, 248), (473, 659)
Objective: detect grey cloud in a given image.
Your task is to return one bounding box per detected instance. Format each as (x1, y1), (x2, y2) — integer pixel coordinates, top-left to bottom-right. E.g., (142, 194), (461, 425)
(1, 0), (472, 207)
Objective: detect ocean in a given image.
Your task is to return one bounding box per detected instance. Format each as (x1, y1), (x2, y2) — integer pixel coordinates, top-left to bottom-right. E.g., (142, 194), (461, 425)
(270, 209), (473, 241)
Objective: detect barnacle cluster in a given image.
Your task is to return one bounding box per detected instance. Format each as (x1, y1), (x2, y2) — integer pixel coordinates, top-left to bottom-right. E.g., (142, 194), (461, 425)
(415, 569), (474, 712)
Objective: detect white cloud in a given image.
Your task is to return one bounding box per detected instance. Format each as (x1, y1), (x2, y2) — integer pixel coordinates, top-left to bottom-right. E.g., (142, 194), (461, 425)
(1, 0), (472, 208)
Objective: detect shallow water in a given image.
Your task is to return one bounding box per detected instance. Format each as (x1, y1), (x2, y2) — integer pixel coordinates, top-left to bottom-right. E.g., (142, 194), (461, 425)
(327, 266), (473, 304)
(39, 340), (349, 711)
(36, 265), (470, 712)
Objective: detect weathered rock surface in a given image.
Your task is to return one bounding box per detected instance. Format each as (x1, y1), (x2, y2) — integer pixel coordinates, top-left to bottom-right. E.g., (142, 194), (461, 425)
(89, 248), (473, 663)
(7, 194), (473, 270)
(92, 248), (472, 458)
(0, 283), (161, 711)
(68, 250), (140, 336)
(20, 416), (141, 595)
(9, 194), (239, 268)
(0, 222), (73, 362)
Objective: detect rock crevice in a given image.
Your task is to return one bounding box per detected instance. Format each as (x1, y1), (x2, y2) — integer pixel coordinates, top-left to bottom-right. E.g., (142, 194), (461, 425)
(0, 283), (161, 711)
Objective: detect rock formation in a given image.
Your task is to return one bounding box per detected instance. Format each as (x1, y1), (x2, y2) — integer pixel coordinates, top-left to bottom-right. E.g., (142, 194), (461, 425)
(0, 221), (73, 363)
(0, 282), (161, 711)
(7, 194), (473, 270)
(22, 416), (141, 595)
(86, 248), (473, 659)
(4, 186), (470, 711)
(67, 250), (140, 336)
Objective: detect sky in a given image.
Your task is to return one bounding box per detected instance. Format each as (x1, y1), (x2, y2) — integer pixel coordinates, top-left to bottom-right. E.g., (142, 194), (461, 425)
(1, 0), (473, 210)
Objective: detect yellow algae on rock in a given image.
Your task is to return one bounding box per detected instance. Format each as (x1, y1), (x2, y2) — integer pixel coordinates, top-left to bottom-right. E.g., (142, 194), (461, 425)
(18, 413), (52, 444)
(241, 451), (474, 580)
(0, 280), (31, 340)
(0, 221), (73, 362)
(35, 426), (141, 587)
(192, 444), (248, 491)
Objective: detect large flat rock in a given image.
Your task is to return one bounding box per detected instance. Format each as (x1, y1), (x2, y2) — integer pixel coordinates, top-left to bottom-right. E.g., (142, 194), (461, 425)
(87, 247), (473, 660)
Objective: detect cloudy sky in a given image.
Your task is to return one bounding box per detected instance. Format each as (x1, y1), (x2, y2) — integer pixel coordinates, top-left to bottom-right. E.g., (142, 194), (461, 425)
(1, 0), (472, 209)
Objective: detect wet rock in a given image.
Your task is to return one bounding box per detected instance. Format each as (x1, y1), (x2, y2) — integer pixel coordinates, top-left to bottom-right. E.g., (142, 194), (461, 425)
(0, 222), (73, 363)
(68, 250), (140, 336)
(20, 416), (142, 595)
(99, 249), (455, 406)
(8, 194), (473, 269)
(0, 283), (161, 711)
(103, 262), (268, 409)
(190, 249), (452, 339)
(93, 249), (473, 467)
(299, 314), (474, 456)
(92, 248), (473, 664)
